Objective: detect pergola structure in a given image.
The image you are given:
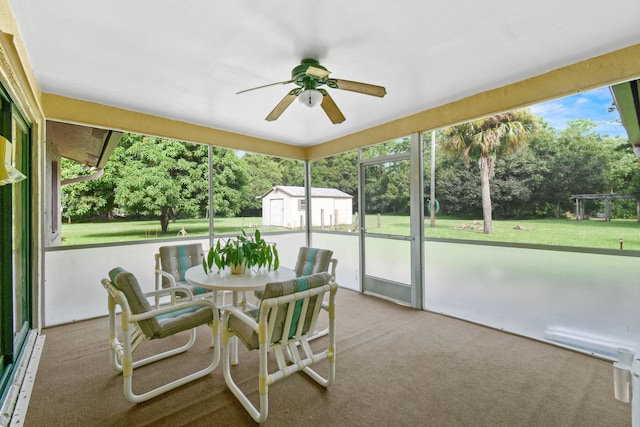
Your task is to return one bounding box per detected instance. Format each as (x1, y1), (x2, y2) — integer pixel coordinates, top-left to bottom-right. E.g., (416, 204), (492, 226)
(572, 193), (636, 221)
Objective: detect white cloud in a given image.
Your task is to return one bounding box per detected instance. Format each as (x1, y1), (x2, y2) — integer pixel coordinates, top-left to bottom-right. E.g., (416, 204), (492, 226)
(530, 87), (624, 137)
(574, 97), (590, 106)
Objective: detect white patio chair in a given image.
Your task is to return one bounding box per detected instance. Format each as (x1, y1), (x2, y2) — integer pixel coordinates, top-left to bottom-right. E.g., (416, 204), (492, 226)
(222, 272), (337, 423)
(101, 267), (220, 403)
(155, 243), (229, 307)
(253, 247), (336, 339)
(291, 247), (337, 339)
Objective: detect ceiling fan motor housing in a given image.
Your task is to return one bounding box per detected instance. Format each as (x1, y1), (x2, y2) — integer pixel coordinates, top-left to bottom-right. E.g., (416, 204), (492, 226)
(292, 58), (329, 90)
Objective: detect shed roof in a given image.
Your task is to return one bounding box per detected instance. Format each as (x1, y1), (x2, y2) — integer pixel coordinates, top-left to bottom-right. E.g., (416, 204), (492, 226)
(261, 186), (352, 199)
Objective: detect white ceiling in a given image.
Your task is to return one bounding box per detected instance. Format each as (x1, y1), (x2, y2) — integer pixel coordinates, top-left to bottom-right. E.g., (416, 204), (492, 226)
(9, 1), (640, 147)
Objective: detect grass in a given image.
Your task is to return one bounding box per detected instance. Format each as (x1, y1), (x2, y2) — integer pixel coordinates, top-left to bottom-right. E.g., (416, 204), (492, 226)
(421, 217), (639, 250)
(60, 217), (269, 246)
(59, 215), (640, 251)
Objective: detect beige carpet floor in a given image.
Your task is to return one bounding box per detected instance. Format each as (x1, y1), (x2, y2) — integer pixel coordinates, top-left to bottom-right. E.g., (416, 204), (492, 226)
(23, 288), (630, 426)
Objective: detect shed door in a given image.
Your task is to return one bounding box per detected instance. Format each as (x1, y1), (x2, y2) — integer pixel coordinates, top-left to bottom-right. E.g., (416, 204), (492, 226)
(270, 199), (284, 226)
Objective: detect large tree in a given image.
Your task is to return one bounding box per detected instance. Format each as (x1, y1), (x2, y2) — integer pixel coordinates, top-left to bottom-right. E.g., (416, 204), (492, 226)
(440, 110), (538, 233)
(61, 136), (250, 228)
(529, 119), (619, 218)
(435, 153), (482, 217)
(113, 135), (247, 233)
(113, 135), (207, 233)
(209, 147), (249, 218)
(489, 147), (546, 218)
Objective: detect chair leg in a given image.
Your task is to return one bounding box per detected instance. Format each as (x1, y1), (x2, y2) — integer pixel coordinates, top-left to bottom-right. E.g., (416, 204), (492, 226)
(121, 324), (219, 403)
(222, 327), (269, 423)
(308, 300), (330, 341)
(307, 326), (329, 341)
(297, 338), (335, 387)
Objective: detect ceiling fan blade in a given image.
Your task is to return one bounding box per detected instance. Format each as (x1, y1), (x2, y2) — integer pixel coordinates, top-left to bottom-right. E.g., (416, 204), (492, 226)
(319, 90), (346, 124)
(306, 65), (331, 79)
(330, 79), (387, 97)
(265, 90), (299, 121)
(237, 79), (295, 95)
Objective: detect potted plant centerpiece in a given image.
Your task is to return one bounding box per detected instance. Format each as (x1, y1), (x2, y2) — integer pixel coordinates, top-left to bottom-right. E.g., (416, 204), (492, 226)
(203, 229), (279, 275)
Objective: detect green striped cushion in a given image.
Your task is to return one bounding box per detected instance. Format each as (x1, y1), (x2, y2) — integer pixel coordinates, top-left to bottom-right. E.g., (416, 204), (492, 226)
(254, 247), (334, 300)
(159, 244), (204, 297)
(156, 305), (200, 319)
(155, 305), (213, 339)
(108, 267), (126, 284)
(230, 272), (331, 350)
(294, 247), (333, 277)
(109, 268), (161, 338)
(108, 267), (213, 340)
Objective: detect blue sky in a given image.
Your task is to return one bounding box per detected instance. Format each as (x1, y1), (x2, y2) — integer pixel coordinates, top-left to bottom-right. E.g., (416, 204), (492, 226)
(529, 86), (626, 138)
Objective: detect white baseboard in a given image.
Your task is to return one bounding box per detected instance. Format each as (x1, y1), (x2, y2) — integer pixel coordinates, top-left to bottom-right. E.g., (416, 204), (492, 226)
(1, 333), (46, 427)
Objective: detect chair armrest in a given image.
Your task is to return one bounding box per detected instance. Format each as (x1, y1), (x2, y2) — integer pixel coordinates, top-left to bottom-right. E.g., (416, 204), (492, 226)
(130, 298), (219, 323)
(103, 280), (204, 320)
(329, 258), (338, 283)
(222, 306), (259, 333)
(155, 269), (178, 287)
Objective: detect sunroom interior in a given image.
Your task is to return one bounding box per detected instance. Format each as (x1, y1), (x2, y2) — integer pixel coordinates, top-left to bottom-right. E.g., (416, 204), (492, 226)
(2, 0), (640, 425)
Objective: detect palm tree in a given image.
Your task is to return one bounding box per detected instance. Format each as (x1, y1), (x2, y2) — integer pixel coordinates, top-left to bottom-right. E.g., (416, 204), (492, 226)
(440, 110), (538, 234)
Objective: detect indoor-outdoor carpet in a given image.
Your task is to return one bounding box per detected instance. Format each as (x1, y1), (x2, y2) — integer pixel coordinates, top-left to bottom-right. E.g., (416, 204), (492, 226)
(23, 289), (629, 426)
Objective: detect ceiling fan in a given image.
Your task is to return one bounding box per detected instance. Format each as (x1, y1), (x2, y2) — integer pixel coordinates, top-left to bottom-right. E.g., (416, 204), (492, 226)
(237, 58), (387, 124)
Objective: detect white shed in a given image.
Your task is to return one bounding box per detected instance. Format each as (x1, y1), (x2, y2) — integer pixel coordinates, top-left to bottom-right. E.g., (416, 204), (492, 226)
(261, 186), (353, 229)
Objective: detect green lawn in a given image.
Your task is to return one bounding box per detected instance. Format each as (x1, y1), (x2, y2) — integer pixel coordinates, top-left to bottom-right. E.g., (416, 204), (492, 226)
(60, 215), (640, 251)
(422, 217), (639, 250)
(60, 217), (268, 246)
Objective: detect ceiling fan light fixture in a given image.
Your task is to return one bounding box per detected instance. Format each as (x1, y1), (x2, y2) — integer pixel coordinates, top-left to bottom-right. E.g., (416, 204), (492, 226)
(298, 89), (323, 108)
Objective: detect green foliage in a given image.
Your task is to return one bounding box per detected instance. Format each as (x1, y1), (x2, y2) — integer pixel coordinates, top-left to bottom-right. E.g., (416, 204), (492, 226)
(433, 118), (639, 220)
(113, 134), (209, 233)
(62, 134), (249, 233)
(363, 159), (411, 214)
(435, 154), (482, 217)
(60, 158), (117, 221)
(311, 151), (359, 210)
(209, 147), (249, 218)
(528, 120), (635, 217)
(59, 109), (639, 241)
(361, 138), (411, 159)
(240, 154), (303, 216)
(439, 110), (540, 233)
(203, 229), (279, 274)
(440, 111), (538, 170)
(490, 148), (546, 218)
